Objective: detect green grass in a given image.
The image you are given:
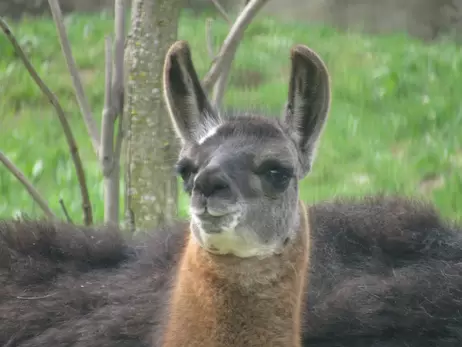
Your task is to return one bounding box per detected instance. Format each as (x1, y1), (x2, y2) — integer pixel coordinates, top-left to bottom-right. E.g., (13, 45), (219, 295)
(1, 10), (461, 224)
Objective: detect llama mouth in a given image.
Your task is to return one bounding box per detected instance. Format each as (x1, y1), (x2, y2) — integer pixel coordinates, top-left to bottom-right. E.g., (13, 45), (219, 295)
(190, 205), (238, 219)
(191, 211), (227, 225)
(196, 208), (241, 226)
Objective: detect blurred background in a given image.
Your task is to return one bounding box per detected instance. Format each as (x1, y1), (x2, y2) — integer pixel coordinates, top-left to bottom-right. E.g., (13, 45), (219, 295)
(0, 0), (461, 224)
(3, 0), (462, 41)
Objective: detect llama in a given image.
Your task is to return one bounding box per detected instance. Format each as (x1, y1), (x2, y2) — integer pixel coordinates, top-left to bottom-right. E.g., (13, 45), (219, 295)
(1, 42), (462, 347)
(157, 40), (329, 347)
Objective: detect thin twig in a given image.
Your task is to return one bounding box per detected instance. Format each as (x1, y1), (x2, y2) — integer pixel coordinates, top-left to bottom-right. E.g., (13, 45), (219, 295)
(211, 70), (228, 109)
(59, 198), (73, 223)
(101, 35), (114, 177)
(110, 101), (125, 225)
(101, 35), (118, 225)
(202, 0), (269, 93)
(211, 0), (232, 25)
(47, 0), (101, 156)
(208, 0), (269, 108)
(100, 0), (127, 226)
(113, 108), (125, 173)
(0, 17), (93, 226)
(112, 0), (126, 119)
(205, 18), (216, 60)
(0, 151), (57, 220)
(103, 114), (124, 226)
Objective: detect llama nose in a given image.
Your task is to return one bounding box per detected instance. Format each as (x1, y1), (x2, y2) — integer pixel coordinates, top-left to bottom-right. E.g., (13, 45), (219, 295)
(193, 166), (230, 198)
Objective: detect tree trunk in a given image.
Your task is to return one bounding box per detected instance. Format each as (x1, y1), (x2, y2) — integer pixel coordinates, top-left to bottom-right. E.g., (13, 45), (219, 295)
(124, 0), (182, 231)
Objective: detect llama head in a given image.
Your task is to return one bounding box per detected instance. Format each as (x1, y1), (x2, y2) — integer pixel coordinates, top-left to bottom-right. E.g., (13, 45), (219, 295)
(163, 40), (330, 259)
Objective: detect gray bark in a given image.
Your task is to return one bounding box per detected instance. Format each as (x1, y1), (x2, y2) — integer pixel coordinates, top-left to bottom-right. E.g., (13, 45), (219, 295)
(124, 0), (182, 231)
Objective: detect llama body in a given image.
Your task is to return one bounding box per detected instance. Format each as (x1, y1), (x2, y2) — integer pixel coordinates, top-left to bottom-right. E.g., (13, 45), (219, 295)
(1, 40), (462, 347)
(1, 196), (462, 346)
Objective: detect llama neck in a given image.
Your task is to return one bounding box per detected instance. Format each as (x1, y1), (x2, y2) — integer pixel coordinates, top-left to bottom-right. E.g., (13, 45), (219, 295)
(161, 201), (310, 347)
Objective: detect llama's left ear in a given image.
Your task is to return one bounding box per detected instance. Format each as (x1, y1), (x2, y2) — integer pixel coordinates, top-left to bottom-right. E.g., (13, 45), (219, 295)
(283, 44), (331, 177)
(163, 40), (220, 144)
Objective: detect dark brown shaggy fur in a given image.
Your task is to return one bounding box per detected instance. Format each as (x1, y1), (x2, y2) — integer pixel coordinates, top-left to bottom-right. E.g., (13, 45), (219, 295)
(1, 195), (462, 346)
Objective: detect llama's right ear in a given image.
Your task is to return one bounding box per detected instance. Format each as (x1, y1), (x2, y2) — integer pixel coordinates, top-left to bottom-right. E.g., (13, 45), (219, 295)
(283, 44), (331, 177)
(163, 40), (220, 144)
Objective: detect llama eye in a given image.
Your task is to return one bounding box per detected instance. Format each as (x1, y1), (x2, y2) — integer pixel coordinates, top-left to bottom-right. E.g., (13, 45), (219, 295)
(256, 160), (294, 191)
(265, 167), (292, 186)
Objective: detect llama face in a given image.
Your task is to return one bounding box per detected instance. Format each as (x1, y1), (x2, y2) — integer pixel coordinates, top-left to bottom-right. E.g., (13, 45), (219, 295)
(175, 116), (301, 258)
(163, 41), (330, 258)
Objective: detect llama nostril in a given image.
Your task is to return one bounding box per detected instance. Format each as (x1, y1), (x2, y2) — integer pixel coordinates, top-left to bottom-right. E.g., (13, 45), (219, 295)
(194, 166), (231, 198)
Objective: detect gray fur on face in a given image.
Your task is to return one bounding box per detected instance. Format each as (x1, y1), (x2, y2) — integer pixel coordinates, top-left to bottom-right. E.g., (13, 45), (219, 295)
(163, 41), (331, 258)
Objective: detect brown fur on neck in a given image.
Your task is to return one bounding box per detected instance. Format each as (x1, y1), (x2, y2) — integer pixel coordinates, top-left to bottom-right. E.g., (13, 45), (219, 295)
(160, 201), (310, 347)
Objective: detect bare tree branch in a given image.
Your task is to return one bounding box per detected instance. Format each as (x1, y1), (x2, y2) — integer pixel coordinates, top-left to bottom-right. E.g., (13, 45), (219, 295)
(206, 0), (269, 108)
(104, 111), (124, 226)
(0, 17), (93, 226)
(211, 0), (232, 25)
(0, 151), (57, 220)
(101, 0), (127, 225)
(101, 34), (118, 225)
(211, 67), (228, 108)
(101, 35), (114, 178)
(47, 0), (101, 156)
(113, 110), (125, 174)
(59, 198), (73, 223)
(202, 0), (269, 94)
(205, 18), (216, 60)
(110, 102), (125, 225)
(112, 0), (126, 118)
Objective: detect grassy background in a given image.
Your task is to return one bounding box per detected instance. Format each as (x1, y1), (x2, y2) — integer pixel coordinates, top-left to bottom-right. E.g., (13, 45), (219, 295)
(0, 10), (461, 224)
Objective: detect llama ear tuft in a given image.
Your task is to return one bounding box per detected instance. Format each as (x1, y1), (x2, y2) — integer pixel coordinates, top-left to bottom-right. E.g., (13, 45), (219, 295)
(163, 40), (220, 144)
(283, 44), (331, 177)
